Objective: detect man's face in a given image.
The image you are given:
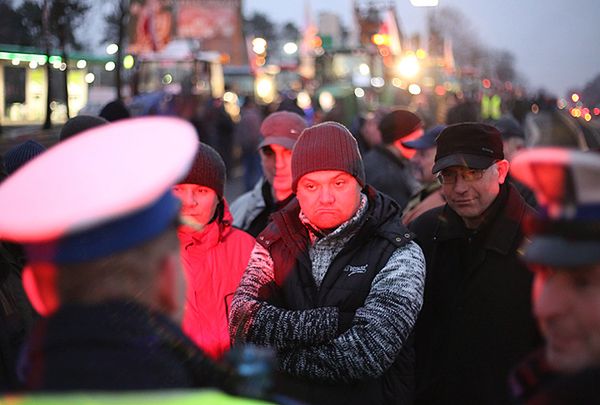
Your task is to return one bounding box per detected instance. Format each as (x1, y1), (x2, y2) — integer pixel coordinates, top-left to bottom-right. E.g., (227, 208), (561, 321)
(172, 184), (219, 231)
(296, 170), (362, 232)
(260, 143), (293, 202)
(440, 160), (508, 228)
(410, 147), (437, 183)
(532, 263), (600, 373)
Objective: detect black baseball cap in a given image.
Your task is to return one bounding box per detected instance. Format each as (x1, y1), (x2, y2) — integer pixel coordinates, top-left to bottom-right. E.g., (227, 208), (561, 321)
(432, 122), (504, 173)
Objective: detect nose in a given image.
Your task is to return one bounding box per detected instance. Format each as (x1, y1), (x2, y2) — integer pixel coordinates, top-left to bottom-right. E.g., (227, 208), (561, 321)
(319, 185), (335, 204)
(275, 152), (287, 169)
(533, 271), (571, 322)
(452, 175), (469, 193)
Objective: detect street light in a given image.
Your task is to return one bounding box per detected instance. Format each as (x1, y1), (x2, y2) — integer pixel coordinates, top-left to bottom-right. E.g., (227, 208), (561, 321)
(283, 42), (298, 55)
(106, 43), (119, 55)
(397, 54), (420, 79)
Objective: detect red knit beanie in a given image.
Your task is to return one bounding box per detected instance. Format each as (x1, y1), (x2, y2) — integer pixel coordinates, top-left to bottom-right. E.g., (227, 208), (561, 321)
(291, 121), (365, 192)
(180, 142), (226, 199)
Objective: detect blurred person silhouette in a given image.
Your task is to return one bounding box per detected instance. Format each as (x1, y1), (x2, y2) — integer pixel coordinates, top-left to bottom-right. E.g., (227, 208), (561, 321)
(363, 109), (423, 209)
(3, 140), (46, 177)
(494, 116), (537, 207)
(0, 117), (228, 391)
(173, 142), (254, 360)
(401, 125), (447, 225)
(99, 99), (131, 122)
(509, 148), (600, 404)
(59, 115), (108, 142)
(234, 97), (264, 191)
(230, 111), (307, 237)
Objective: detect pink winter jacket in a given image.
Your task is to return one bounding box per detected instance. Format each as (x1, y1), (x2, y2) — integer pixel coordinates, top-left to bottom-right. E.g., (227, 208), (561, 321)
(179, 201), (255, 359)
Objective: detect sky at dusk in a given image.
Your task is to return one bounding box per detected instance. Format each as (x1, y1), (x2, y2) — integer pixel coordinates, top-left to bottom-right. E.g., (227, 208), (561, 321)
(244, 0), (600, 98)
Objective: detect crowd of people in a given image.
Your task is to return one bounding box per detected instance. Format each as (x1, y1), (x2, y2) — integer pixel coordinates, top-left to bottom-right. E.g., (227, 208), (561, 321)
(0, 93), (599, 405)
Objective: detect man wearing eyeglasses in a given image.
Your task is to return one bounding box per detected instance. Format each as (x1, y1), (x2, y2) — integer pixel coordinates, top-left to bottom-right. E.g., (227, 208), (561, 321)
(409, 123), (541, 404)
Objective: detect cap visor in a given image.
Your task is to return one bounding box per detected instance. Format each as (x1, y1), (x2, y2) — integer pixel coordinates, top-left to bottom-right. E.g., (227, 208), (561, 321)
(524, 236), (600, 267)
(258, 136), (296, 150)
(403, 139), (434, 150)
(432, 153), (495, 173)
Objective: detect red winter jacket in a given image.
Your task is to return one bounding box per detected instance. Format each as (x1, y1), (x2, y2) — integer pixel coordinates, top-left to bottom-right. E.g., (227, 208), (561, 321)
(179, 201), (255, 359)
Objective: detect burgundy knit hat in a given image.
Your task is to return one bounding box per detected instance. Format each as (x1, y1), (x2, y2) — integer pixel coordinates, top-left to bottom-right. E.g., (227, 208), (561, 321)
(180, 143), (226, 199)
(291, 121), (365, 192)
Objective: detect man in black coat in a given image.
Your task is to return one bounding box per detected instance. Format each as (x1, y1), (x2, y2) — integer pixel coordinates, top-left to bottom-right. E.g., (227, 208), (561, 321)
(410, 123), (541, 404)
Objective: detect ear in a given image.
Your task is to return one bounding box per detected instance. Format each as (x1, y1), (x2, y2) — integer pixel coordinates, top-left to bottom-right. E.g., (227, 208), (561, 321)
(496, 159), (510, 184)
(157, 252), (186, 324)
(22, 264), (60, 316)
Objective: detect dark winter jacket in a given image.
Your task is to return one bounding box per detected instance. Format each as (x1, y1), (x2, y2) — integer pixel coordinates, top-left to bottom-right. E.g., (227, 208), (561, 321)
(410, 183), (541, 405)
(230, 187), (425, 405)
(363, 145), (420, 210)
(22, 300), (228, 391)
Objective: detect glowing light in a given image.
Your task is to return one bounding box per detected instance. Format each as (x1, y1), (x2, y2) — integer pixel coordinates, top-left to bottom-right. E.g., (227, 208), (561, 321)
(571, 93), (580, 103)
(415, 49), (427, 59)
(594, 108), (600, 116)
(371, 77), (385, 88)
(319, 91), (335, 112)
(392, 78), (404, 88)
(570, 108), (581, 118)
(29, 61), (38, 69)
(59, 63), (67, 71)
(252, 37), (267, 55)
(584, 113), (592, 121)
(371, 34), (387, 46)
(359, 63), (370, 76)
(531, 104), (540, 114)
(256, 77), (274, 100)
(408, 83), (422, 95)
(162, 74), (173, 85)
(311, 36), (323, 48)
(123, 55), (135, 69)
(434, 85), (446, 96)
(76, 59), (87, 69)
(482, 79), (491, 89)
(283, 42), (298, 55)
(354, 88), (365, 98)
(297, 91), (312, 109)
(11, 59), (20, 65)
(397, 54), (420, 79)
(104, 61), (115, 71)
(557, 99), (567, 109)
(84, 72), (95, 83)
(223, 91), (238, 104)
(106, 43), (119, 55)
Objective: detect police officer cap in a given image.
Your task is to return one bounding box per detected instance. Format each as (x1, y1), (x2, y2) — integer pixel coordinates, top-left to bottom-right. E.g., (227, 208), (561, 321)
(511, 148), (600, 267)
(0, 117), (198, 264)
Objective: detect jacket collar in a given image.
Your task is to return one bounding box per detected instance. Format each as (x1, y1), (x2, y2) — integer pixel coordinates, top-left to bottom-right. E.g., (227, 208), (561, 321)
(178, 200), (234, 251)
(436, 184), (527, 255)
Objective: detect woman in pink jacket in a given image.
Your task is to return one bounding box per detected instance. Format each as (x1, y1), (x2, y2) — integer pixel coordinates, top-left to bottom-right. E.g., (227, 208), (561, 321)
(173, 143), (255, 359)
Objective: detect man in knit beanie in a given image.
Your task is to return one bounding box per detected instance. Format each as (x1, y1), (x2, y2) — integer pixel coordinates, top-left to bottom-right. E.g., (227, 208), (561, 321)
(230, 121), (425, 405)
(172, 142), (255, 360)
(363, 109), (423, 209)
(230, 111), (307, 237)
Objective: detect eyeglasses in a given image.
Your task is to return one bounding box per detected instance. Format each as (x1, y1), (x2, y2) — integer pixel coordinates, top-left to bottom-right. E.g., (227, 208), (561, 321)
(437, 165), (494, 185)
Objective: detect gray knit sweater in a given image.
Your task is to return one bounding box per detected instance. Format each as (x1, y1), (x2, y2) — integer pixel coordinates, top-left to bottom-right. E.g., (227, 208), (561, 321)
(229, 195), (425, 382)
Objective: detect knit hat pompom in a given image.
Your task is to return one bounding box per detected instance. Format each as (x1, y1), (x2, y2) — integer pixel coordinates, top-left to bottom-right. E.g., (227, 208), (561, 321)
(291, 121), (365, 192)
(180, 143), (226, 199)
